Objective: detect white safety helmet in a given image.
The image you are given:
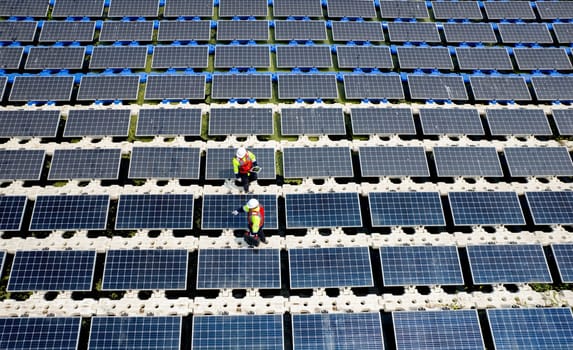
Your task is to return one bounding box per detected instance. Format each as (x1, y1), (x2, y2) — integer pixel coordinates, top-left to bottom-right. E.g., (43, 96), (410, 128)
(247, 198), (259, 209)
(236, 147), (247, 158)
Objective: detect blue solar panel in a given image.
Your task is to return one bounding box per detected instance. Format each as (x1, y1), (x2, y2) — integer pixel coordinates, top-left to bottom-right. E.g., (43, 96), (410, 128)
(526, 191), (573, 225)
(282, 147), (353, 178)
(0, 196), (27, 231)
(289, 247), (373, 289)
(380, 246), (463, 286)
(285, 192), (362, 228)
(8, 250), (96, 291)
(552, 244), (573, 283)
(197, 249), (280, 289)
(292, 313), (383, 350)
(128, 147), (201, 179)
(201, 194), (278, 230)
(192, 315), (283, 350)
(467, 244), (552, 284)
(102, 250), (188, 290)
(115, 194), (194, 230)
(504, 147), (573, 177)
(393, 310), (484, 350)
(89, 316), (181, 350)
(448, 192), (525, 226)
(0, 317), (81, 350)
(0, 150), (45, 181)
(30, 195), (110, 231)
(369, 192), (445, 227)
(487, 308), (573, 350)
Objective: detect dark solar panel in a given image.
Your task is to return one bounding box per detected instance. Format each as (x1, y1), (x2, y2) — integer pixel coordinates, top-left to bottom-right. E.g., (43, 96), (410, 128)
(431, 1), (482, 20)
(282, 147), (353, 178)
(201, 194), (278, 230)
(327, 0), (376, 18)
(108, 0), (159, 17)
(9, 76), (74, 102)
(419, 108), (484, 135)
(205, 147), (275, 180)
(0, 21), (37, 42)
(434, 147), (503, 177)
(0, 318), (81, 350)
(276, 45), (332, 68)
(379, 0), (429, 18)
(407, 75), (468, 101)
(144, 75), (205, 100)
(216, 20), (269, 41)
(443, 22), (497, 44)
(0, 76), (7, 100)
(157, 21), (211, 41)
(48, 149), (122, 180)
(331, 21), (384, 42)
(448, 191), (525, 226)
(514, 48), (572, 71)
(30, 195), (109, 231)
(0, 150), (44, 181)
(25, 47), (85, 70)
(532, 76), (573, 101)
(526, 192), (573, 225)
(211, 74), (272, 99)
(0, 110), (60, 138)
(102, 250), (188, 290)
(504, 147), (573, 177)
(470, 76), (531, 101)
(0, 196), (27, 231)
(277, 74), (338, 99)
(369, 192), (444, 227)
(163, 0), (213, 17)
(218, 0), (268, 17)
(397, 47), (453, 70)
(273, 0), (322, 17)
(498, 23), (553, 44)
(336, 46), (393, 69)
(484, 1), (535, 20)
(208, 107), (273, 135)
(77, 75), (140, 101)
(343, 74), (405, 100)
(99, 21), (154, 42)
(128, 147), (201, 179)
(485, 109), (551, 136)
(152, 45), (209, 69)
(350, 108), (416, 135)
(280, 107), (345, 135)
(0, 0), (49, 17)
(553, 23), (573, 44)
(552, 244), (573, 283)
(285, 192), (362, 228)
(387, 22), (440, 43)
(274, 20), (326, 41)
(115, 194), (194, 230)
(215, 45), (270, 68)
(197, 249), (280, 289)
(455, 47), (513, 71)
(537, 2), (573, 20)
(136, 108), (202, 136)
(51, 0), (105, 17)
(38, 21), (96, 42)
(64, 109), (131, 137)
(0, 47), (23, 69)
(8, 250), (96, 291)
(89, 46), (147, 69)
(552, 109), (573, 136)
(359, 146), (429, 177)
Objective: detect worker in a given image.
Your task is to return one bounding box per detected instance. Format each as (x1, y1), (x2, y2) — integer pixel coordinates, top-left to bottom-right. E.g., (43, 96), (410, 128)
(232, 198), (267, 246)
(232, 147), (258, 192)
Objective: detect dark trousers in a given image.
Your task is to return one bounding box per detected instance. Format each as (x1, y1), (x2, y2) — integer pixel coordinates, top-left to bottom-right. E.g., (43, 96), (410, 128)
(245, 226), (265, 245)
(237, 172), (258, 191)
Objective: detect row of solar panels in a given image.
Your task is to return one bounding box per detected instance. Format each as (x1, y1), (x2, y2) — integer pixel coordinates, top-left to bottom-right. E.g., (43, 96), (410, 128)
(3, 73), (573, 102)
(1, 191), (572, 232)
(4, 20), (573, 44)
(0, 243), (572, 291)
(1, 308), (572, 350)
(5, 0), (573, 21)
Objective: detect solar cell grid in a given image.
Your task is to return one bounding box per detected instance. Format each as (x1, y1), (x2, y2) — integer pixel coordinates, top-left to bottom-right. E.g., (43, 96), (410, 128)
(108, 0), (159, 17)
(498, 23), (553, 44)
(455, 47), (513, 71)
(144, 75), (206, 100)
(0, 196), (27, 231)
(280, 107), (345, 135)
(30, 195), (110, 231)
(332, 21), (384, 42)
(278, 74), (338, 99)
(526, 192), (573, 225)
(448, 191), (525, 226)
(115, 194), (194, 230)
(201, 194), (278, 229)
(513, 48), (572, 71)
(350, 108), (416, 135)
(152, 45), (209, 69)
(0, 21), (37, 42)
(25, 47), (85, 70)
(285, 192), (362, 228)
(136, 108), (202, 136)
(274, 20), (326, 41)
(0, 0), (49, 17)
(442, 23), (497, 44)
(483, 1), (535, 20)
(532, 76), (573, 101)
(282, 147), (353, 178)
(336, 46), (393, 69)
(128, 147), (201, 179)
(343, 74), (405, 100)
(218, 0), (268, 17)
(51, 0), (105, 17)
(396, 47), (453, 70)
(327, 0), (377, 18)
(64, 109), (131, 137)
(89, 46), (147, 69)
(39, 21), (96, 42)
(48, 148), (122, 180)
(0, 76), (7, 101)
(77, 75), (140, 101)
(163, 0), (213, 17)
(552, 109), (573, 136)
(211, 74), (272, 99)
(359, 146), (429, 177)
(205, 147), (276, 180)
(157, 21), (211, 42)
(419, 108), (484, 136)
(0, 110), (60, 138)
(0, 150), (45, 181)
(276, 45), (332, 68)
(9, 76), (74, 102)
(431, 1), (482, 20)
(214, 45), (270, 68)
(537, 2), (573, 20)
(99, 21), (154, 42)
(553, 23), (573, 44)
(379, 0), (429, 19)
(433, 147), (503, 177)
(407, 75), (468, 101)
(504, 147), (573, 177)
(216, 20), (269, 41)
(470, 76), (531, 101)
(369, 192), (443, 227)
(273, 0), (323, 17)
(485, 109), (551, 136)
(0, 47), (23, 69)
(387, 22), (440, 43)
(552, 244), (573, 283)
(0, 317), (81, 350)
(209, 107), (273, 135)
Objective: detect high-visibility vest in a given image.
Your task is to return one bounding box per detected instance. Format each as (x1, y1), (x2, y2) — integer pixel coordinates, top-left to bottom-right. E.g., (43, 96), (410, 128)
(248, 206), (265, 231)
(237, 154), (253, 174)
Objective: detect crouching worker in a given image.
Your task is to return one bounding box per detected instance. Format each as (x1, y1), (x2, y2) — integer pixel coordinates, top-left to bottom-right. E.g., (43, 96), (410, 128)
(232, 198), (267, 247)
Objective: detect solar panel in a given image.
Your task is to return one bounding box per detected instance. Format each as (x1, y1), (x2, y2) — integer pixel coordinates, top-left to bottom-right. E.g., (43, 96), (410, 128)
(468, 244), (551, 284)
(136, 108), (202, 136)
(102, 250), (188, 290)
(442, 23), (497, 44)
(0, 110), (60, 138)
(8, 250), (96, 291)
(25, 47), (85, 70)
(51, 0), (105, 17)
(197, 249), (280, 289)
(292, 313), (384, 350)
(0, 21), (37, 42)
(526, 192), (573, 225)
(484, 1), (535, 20)
(336, 46), (393, 69)
(89, 318), (181, 350)
(163, 0), (213, 17)
(0, 0), (49, 17)
(89, 46), (147, 69)
(205, 147), (275, 180)
(201, 194), (278, 230)
(30, 195), (110, 230)
(350, 108), (416, 135)
(289, 247), (373, 288)
(419, 108), (484, 135)
(504, 147), (573, 177)
(273, 0), (322, 17)
(276, 45), (332, 68)
(553, 23), (573, 44)
(0, 252), (4, 275)
(280, 107), (345, 135)
(0, 76), (7, 100)
(38, 21), (96, 42)
(99, 21), (154, 42)
(407, 75), (468, 101)
(552, 244), (573, 283)
(393, 310), (484, 350)
(537, 2), (573, 20)
(282, 147), (353, 178)
(211, 74), (272, 99)
(9, 76), (74, 102)
(0, 47), (24, 69)
(455, 47), (513, 71)
(552, 109), (573, 136)
(532, 76), (573, 101)
(277, 74), (338, 99)
(64, 109), (131, 137)
(157, 20), (211, 41)
(514, 48), (572, 71)
(327, 0), (376, 18)
(77, 75), (140, 101)
(214, 45), (270, 68)
(359, 146), (429, 177)
(152, 45), (209, 69)
(108, 0), (159, 17)
(431, 1), (482, 20)
(0, 150), (44, 181)
(369, 192), (443, 227)
(387, 22), (440, 43)
(144, 75), (205, 100)
(487, 308), (573, 350)
(208, 107), (273, 135)
(470, 76), (531, 101)
(485, 109), (551, 136)
(0, 196), (27, 231)
(216, 20), (269, 41)
(218, 0), (268, 17)
(343, 74), (405, 100)
(192, 315), (283, 350)
(397, 47), (453, 70)
(498, 23), (553, 44)
(434, 147), (503, 177)
(379, 0), (429, 18)
(48, 148), (121, 180)
(285, 192), (362, 228)
(274, 20), (326, 41)
(331, 21), (384, 42)
(115, 194), (194, 230)
(128, 147), (201, 179)
(0, 317), (81, 350)
(448, 191), (525, 226)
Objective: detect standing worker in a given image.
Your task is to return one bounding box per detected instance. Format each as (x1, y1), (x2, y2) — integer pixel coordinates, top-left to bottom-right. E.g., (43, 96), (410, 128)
(232, 198), (267, 246)
(232, 147), (258, 192)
